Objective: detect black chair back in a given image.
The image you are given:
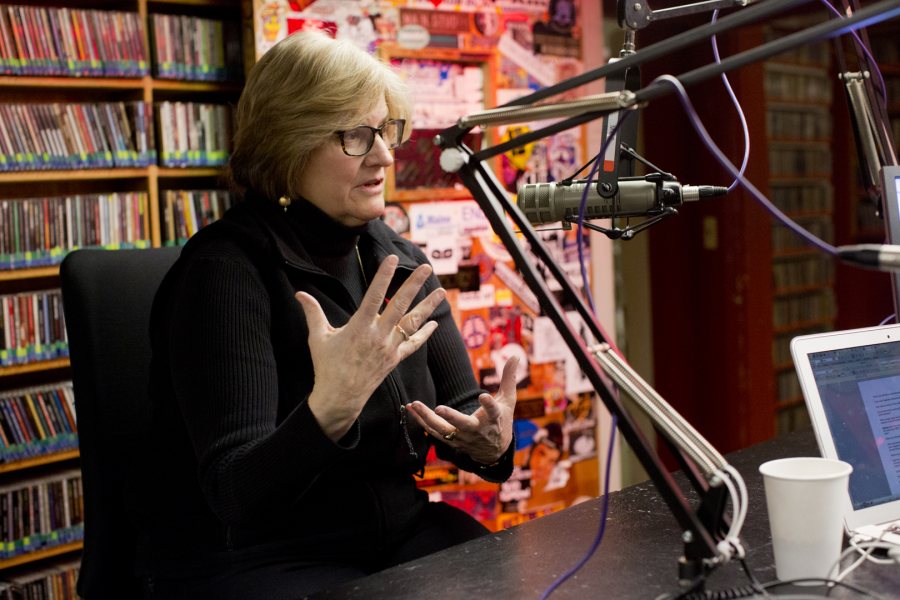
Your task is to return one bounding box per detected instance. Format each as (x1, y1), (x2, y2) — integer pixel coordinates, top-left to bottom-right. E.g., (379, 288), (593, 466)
(60, 247), (180, 600)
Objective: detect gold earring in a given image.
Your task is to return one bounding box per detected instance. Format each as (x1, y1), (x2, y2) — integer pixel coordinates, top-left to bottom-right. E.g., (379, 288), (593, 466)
(278, 196), (292, 211)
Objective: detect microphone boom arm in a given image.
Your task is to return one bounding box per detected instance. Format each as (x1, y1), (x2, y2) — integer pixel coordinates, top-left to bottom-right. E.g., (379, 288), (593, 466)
(439, 141), (728, 574)
(433, 0), (900, 581)
(620, 0), (751, 30)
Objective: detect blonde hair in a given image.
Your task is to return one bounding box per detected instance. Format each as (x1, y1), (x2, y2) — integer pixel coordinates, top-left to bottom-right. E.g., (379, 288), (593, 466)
(226, 31), (412, 200)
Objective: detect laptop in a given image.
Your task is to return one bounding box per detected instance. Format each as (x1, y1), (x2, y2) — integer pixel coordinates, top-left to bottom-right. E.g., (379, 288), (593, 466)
(791, 324), (900, 545)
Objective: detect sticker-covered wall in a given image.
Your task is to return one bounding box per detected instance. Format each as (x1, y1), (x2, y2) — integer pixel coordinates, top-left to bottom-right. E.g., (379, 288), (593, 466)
(251, 0), (602, 531)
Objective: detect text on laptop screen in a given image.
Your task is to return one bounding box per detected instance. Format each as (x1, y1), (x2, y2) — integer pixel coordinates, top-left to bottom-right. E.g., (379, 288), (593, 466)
(809, 340), (900, 511)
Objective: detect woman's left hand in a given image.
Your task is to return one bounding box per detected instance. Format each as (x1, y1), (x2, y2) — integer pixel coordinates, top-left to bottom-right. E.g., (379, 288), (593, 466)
(406, 356), (519, 466)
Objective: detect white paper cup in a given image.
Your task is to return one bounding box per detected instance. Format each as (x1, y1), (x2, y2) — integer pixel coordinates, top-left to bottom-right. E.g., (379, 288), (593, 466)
(759, 457), (852, 582)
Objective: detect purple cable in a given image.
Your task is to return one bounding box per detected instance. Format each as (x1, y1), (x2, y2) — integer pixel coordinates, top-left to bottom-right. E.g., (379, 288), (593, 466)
(820, 0), (889, 106)
(650, 74), (838, 257)
(574, 110), (633, 325)
(540, 9), (881, 595)
(711, 9), (751, 193)
(537, 413), (618, 600)
(534, 111), (638, 600)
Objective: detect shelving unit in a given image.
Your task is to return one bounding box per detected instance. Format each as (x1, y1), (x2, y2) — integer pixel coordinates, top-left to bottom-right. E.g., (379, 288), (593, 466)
(0, 0), (244, 589)
(639, 21), (777, 457)
(764, 21), (837, 435)
(0, 449), (78, 476)
(637, 7), (899, 457)
(831, 11), (897, 335)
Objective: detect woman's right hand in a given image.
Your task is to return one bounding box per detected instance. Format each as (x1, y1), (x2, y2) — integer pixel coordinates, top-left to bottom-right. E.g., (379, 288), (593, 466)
(294, 255), (446, 441)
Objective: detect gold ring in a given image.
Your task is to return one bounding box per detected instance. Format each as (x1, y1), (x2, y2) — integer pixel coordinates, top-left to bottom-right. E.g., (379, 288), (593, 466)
(443, 429), (458, 442)
(395, 324), (411, 341)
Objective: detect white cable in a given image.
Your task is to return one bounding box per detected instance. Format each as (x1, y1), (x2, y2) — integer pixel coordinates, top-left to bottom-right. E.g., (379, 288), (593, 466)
(847, 535), (900, 565)
(591, 344), (749, 564)
(592, 344), (725, 473)
(712, 467), (746, 562)
(724, 464), (749, 539)
(832, 533), (899, 581)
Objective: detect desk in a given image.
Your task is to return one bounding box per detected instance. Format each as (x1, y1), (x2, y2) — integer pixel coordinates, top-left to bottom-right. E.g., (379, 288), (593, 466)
(315, 432), (900, 599)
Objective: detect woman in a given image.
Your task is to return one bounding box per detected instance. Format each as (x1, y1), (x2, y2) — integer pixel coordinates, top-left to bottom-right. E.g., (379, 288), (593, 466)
(136, 30), (518, 598)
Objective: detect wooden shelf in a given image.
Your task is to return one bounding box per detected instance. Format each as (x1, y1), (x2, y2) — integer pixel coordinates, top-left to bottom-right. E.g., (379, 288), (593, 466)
(764, 61), (828, 74)
(772, 247), (822, 259)
(157, 167), (223, 178)
(769, 174), (832, 184)
(0, 168), (151, 184)
(0, 541), (83, 570)
(149, 0), (243, 7)
(762, 97), (832, 108)
(0, 358), (70, 377)
(151, 79), (242, 93)
(767, 136), (831, 144)
(774, 318), (835, 335)
(765, 59), (829, 71)
(0, 76), (144, 90)
(0, 76), (241, 94)
(0, 449), (79, 475)
(0, 166), (226, 184)
(776, 396), (805, 411)
(776, 210), (832, 219)
(0, 266), (61, 281)
(774, 281), (835, 297)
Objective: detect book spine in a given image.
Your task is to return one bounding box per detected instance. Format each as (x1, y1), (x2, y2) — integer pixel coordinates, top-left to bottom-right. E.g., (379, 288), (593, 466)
(0, 399), (24, 453)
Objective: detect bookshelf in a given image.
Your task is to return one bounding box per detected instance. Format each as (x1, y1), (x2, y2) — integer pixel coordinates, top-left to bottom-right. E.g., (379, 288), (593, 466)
(0, 0), (245, 588)
(832, 14), (898, 336)
(763, 19), (837, 435)
(632, 8), (899, 458)
(636, 20), (776, 458)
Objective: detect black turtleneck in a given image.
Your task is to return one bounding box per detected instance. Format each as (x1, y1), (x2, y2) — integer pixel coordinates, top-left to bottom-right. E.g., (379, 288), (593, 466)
(140, 194), (515, 582)
(285, 199), (370, 305)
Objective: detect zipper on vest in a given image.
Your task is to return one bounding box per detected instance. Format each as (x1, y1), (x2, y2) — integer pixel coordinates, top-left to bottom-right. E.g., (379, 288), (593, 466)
(390, 375), (418, 460)
(399, 404), (418, 460)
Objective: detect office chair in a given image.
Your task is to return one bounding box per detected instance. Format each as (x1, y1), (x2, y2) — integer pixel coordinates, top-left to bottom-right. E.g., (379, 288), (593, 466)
(61, 246), (181, 600)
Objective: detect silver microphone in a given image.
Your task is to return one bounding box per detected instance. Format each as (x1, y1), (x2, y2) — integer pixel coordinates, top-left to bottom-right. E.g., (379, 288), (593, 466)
(516, 179), (727, 225)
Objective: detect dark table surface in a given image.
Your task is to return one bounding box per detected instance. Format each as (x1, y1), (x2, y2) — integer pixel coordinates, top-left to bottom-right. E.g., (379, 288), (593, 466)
(314, 431), (900, 599)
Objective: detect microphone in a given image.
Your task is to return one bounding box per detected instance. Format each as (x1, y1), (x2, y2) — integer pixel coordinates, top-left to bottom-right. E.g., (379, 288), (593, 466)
(837, 244), (900, 270)
(516, 179), (728, 225)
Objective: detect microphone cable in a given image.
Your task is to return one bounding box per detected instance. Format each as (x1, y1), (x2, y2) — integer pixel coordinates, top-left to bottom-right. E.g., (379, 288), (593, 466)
(536, 413), (619, 600)
(649, 73), (838, 257)
(821, 0), (888, 106)
(711, 9), (751, 193)
(536, 6), (760, 593)
(541, 3), (893, 597)
(643, 4), (898, 587)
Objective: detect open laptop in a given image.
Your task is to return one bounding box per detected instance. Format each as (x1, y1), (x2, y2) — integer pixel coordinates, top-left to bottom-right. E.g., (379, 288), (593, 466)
(791, 323), (900, 545)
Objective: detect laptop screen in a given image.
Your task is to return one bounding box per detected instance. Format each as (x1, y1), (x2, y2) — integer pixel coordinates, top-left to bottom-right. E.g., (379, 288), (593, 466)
(808, 340), (900, 511)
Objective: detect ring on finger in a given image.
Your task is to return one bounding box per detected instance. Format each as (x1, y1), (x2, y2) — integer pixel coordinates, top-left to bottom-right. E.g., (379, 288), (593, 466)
(396, 323), (411, 342)
(443, 428), (458, 442)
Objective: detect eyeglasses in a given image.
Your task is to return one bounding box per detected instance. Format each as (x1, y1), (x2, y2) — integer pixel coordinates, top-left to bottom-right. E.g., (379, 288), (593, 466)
(335, 119), (406, 157)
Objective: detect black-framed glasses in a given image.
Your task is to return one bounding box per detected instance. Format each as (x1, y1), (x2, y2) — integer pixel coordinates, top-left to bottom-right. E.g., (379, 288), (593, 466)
(335, 119), (406, 157)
